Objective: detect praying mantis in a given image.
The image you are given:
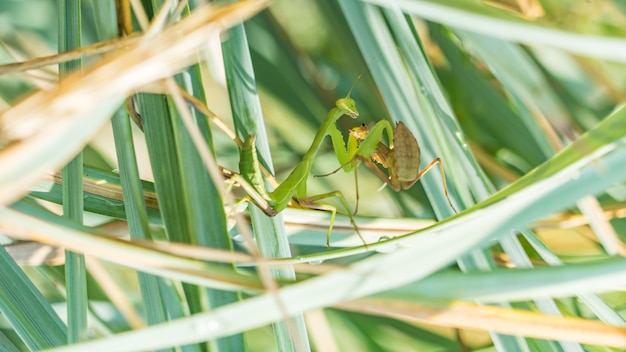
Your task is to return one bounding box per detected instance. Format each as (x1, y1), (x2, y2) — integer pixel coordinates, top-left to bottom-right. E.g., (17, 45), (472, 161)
(235, 92), (367, 249)
(319, 120), (457, 214)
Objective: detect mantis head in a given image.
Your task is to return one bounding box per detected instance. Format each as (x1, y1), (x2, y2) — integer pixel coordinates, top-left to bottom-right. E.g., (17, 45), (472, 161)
(335, 98), (359, 119)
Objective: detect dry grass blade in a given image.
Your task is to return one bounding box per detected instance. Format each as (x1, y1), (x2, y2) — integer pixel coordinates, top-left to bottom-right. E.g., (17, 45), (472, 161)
(0, 207), (264, 291)
(338, 299), (626, 347)
(0, 34), (142, 75)
(0, 0), (270, 206)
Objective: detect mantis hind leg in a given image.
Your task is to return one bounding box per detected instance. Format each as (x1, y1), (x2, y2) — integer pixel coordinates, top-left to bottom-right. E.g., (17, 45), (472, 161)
(298, 191), (366, 249)
(403, 158), (457, 214)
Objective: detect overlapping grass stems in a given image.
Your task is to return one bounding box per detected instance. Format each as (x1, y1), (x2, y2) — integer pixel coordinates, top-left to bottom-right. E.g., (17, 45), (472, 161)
(0, 1), (625, 351)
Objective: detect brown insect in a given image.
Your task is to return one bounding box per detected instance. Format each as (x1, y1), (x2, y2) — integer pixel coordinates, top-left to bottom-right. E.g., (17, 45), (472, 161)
(322, 121), (457, 213)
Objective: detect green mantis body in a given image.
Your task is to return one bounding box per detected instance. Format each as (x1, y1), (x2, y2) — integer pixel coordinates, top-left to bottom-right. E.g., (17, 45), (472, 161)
(238, 97), (366, 248)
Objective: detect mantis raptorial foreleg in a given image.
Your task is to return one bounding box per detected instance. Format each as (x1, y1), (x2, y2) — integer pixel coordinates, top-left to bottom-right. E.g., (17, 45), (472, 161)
(318, 120), (395, 213)
(320, 121), (458, 214)
(327, 120), (395, 174)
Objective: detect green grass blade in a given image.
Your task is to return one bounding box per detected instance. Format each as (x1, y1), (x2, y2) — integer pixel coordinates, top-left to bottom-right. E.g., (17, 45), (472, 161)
(452, 31), (565, 155)
(0, 331), (21, 352)
(29, 166), (162, 224)
(449, 28), (623, 263)
(326, 310), (460, 351)
(339, 3), (585, 349)
(0, 244), (67, 349)
(136, 93), (204, 352)
(137, 95), (191, 244)
(426, 25), (620, 333)
(521, 230), (626, 326)
(111, 109), (172, 333)
(390, 257), (626, 303)
(62, 180), (88, 344)
(364, 0), (626, 62)
(169, 73), (242, 351)
(61, 157), (87, 344)
(429, 24), (547, 169)
(222, 21), (310, 351)
(58, 0), (87, 343)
